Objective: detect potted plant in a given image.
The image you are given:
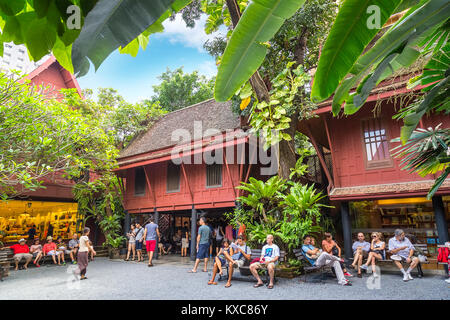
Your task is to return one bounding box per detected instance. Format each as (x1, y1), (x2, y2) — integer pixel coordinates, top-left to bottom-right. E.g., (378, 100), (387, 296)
(107, 236), (126, 259)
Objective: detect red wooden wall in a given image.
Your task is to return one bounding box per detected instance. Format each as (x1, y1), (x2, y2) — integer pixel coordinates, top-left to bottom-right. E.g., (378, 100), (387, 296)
(326, 100), (450, 189)
(124, 161), (240, 213)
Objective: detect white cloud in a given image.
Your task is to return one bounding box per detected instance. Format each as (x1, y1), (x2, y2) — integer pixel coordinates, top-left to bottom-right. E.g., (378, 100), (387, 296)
(197, 60), (217, 78)
(156, 14), (225, 52)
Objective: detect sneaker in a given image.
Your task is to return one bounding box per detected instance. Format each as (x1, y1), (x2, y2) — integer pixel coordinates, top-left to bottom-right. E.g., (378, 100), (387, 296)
(403, 274), (409, 282)
(407, 273), (413, 281)
(445, 278), (450, 284)
(360, 265), (368, 270)
(72, 261), (77, 265)
(341, 280), (352, 286)
(344, 272), (353, 277)
(36, 264), (40, 268)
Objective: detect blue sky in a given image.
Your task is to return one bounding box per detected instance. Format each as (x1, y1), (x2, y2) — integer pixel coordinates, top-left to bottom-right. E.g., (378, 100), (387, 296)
(77, 15), (222, 103)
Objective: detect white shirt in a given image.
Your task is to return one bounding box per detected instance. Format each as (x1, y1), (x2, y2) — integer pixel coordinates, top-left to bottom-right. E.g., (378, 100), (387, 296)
(79, 236), (90, 253)
(261, 244), (280, 262)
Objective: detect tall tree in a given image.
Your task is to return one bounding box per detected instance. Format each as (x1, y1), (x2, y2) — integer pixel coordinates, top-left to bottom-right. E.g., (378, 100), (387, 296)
(149, 67), (215, 112)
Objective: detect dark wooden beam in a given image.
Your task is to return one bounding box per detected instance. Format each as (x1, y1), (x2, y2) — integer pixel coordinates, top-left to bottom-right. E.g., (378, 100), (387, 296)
(306, 124), (334, 191)
(143, 166), (156, 206)
(223, 151), (237, 198)
(181, 162), (194, 203)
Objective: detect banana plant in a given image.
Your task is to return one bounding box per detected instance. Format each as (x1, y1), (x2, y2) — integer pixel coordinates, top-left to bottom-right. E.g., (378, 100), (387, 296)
(214, 0), (307, 102)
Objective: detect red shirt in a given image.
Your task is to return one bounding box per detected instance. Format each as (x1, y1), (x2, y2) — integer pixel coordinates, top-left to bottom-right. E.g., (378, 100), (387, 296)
(43, 242), (57, 254)
(9, 244), (30, 254)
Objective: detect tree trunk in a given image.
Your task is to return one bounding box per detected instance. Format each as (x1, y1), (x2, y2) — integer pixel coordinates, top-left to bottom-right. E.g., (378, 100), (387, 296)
(225, 0), (297, 178)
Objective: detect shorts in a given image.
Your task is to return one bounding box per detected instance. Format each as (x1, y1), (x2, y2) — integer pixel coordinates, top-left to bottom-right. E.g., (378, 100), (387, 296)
(181, 238), (189, 248)
(146, 240), (156, 252)
(32, 251), (41, 257)
(252, 261), (277, 268)
(196, 243), (209, 259)
(14, 253), (32, 261)
(47, 250), (57, 256)
(218, 256), (226, 265)
(136, 241), (143, 250)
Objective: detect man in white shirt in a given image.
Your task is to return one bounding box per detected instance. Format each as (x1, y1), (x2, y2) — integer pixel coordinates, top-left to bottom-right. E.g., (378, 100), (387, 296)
(388, 229), (419, 282)
(250, 234), (279, 289)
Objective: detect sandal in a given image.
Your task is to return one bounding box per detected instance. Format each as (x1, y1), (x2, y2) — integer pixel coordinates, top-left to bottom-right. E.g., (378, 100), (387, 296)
(267, 284), (274, 289)
(225, 283), (232, 288)
(253, 283), (264, 288)
(188, 270), (197, 273)
(208, 281), (218, 285)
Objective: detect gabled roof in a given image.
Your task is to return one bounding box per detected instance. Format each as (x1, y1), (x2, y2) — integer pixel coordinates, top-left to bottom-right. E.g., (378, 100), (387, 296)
(119, 99), (239, 159)
(24, 56), (82, 98)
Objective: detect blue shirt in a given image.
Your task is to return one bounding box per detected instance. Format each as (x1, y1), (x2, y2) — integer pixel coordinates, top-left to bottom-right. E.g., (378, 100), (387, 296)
(145, 223), (158, 241)
(302, 244), (317, 266)
(352, 240), (370, 254)
(198, 225), (211, 245)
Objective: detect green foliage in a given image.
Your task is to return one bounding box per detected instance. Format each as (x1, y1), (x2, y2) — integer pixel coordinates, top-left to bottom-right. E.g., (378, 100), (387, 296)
(149, 67), (215, 112)
(0, 0), (191, 75)
(248, 63), (311, 150)
(311, 0), (404, 101)
(233, 176), (332, 257)
(71, 0), (192, 76)
(0, 73), (117, 199)
(214, 0), (306, 101)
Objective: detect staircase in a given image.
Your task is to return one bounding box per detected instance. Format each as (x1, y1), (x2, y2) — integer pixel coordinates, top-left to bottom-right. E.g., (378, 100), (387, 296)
(93, 246), (109, 258)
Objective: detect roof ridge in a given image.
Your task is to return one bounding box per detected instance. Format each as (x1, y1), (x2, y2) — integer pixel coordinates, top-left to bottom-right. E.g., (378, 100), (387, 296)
(162, 98), (216, 116)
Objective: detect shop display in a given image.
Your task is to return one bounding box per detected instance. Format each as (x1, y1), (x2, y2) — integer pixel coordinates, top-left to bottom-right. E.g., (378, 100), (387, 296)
(0, 200), (80, 245)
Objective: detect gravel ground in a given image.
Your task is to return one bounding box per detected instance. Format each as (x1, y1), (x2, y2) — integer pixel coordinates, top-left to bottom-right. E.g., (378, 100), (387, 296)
(0, 257), (449, 300)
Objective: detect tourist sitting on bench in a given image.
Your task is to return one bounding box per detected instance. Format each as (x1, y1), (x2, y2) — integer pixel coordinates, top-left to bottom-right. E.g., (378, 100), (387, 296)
(42, 236), (59, 265)
(227, 235), (252, 288)
(56, 236), (68, 265)
(208, 239), (233, 286)
(30, 238), (43, 267)
(350, 232), (370, 277)
(360, 232), (385, 277)
(322, 232), (352, 277)
(302, 235), (351, 286)
(1, 238), (33, 270)
(250, 234), (279, 289)
(388, 229), (419, 282)
(68, 234), (79, 264)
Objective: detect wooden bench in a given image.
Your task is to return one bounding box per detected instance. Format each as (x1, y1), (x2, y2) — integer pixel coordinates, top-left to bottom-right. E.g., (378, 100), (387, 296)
(221, 248), (286, 284)
(0, 249), (13, 281)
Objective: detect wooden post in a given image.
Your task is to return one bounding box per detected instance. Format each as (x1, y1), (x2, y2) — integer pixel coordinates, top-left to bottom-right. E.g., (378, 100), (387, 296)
(432, 196), (449, 244)
(190, 205), (197, 261)
(154, 208), (159, 260)
(341, 202), (353, 261)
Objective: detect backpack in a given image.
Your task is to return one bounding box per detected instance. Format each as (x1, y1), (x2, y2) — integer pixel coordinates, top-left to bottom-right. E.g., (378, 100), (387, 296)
(437, 246), (449, 263)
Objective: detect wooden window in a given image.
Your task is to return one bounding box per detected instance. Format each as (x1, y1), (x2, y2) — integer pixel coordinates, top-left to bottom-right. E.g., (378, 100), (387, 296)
(361, 118), (393, 168)
(166, 162), (180, 193)
(134, 167), (146, 196)
(206, 164), (222, 188)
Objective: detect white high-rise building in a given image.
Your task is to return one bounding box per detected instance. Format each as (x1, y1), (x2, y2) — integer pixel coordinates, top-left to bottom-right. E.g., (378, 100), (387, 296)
(0, 42), (49, 75)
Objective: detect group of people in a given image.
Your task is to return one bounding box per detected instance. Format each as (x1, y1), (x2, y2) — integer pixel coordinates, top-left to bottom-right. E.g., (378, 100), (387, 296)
(350, 229), (421, 282)
(2, 227), (96, 280)
(302, 229), (426, 285)
(188, 217), (279, 289)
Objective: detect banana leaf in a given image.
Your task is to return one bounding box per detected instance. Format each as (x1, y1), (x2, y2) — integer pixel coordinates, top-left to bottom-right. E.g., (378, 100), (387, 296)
(71, 0), (192, 76)
(214, 0), (306, 102)
(311, 0), (403, 102)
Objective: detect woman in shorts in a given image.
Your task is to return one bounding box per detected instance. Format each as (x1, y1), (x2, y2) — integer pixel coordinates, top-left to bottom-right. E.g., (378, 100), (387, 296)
(208, 239), (234, 285)
(30, 238), (43, 267)
(125, 224), (136, 261)
(360, 232), (385, 277)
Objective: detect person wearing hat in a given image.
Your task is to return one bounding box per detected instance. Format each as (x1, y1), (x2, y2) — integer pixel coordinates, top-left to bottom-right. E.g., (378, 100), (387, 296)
(1, 239), (32, 270)
(42, 236), (58, 265)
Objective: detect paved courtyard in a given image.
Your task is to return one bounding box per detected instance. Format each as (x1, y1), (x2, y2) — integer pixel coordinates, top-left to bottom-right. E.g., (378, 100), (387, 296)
(1, 256), (449, 300)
